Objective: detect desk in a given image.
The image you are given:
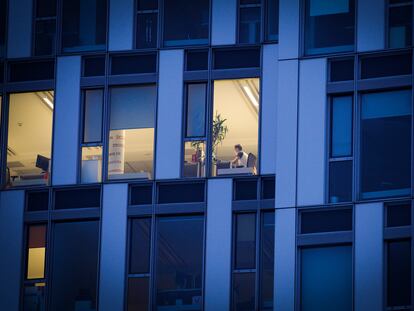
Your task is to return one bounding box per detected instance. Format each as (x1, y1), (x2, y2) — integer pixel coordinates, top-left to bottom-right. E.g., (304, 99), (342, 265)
(108, 172), (151, 180)
(217, 167), (255, 176)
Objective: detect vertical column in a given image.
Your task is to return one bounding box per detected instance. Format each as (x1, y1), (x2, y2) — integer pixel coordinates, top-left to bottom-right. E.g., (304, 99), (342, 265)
(7, 0), (32, 58)
(274, 208), (296, 311)
(278, 0), (300, 59)
(52, 56), (81, 185)
(297, 58), (327, 206)
(355, 202), (383, 311)
(204, 178), (232, 311)
(155, 50), (184, 179)
(275, 60), (298, 208)
(0, 190), (25, 311)
(260, 44), (278, 175)
(211, 0), (237, 45)
(108, 0), (134, 51)
(357, 0), (385, 52)
(98, 183), (128, 311)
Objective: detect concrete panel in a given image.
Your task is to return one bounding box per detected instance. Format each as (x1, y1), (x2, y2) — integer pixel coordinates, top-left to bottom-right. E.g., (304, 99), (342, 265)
(108, 0), (134, 51)
(52, 56), (81, 185)
(211, 0), (237, 45)
(260, 44), (278, 174)
(0, 190), (25, 311)
(155, 50), (184, 179)
(275, 60), (298, 208)
(204, 178), (232, 311)
(98, 183), (128, 311)
(7, 0), (32, 58)
(297, 58), (327, 206)
(357, 0), (385, 52)
(355, 202), (383, 311)
(279, 0), (300, 59)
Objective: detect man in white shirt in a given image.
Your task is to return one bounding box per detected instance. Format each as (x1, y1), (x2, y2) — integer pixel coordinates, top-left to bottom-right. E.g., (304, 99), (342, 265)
(231, 144), (248, 168)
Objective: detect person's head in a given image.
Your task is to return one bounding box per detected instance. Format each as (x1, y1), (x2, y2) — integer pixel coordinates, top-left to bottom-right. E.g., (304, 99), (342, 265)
(234, 144), (243, 153)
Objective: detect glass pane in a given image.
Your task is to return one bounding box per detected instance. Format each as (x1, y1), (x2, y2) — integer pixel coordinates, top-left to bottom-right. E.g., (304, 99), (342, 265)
(387, 240), (412, 308)
(34, 19), (56, 56)
(23, 283), (46, 311)
(81, 146), (103, 183)
(329, 58), (354, 81)
(301, 245), (352, 311)
(83, 89), (103, 143)
(136, 13), (157, 48)
(26, 225), (47, 280)
(186, 50), (208, 71)
(130, 185), (153, 205)
(360, 53), (412, 79)
(300, 208), (353, 234)
(387, 202), (412, 227)
(389, 3), (412, 48)
(361, 90), (412, 199)
(130, 218), (151, 274)
(305, 0), (355, 55)
(163, 0), (209, 46)
(36, 0), (56, 17)
(260, 212), (275, 310)
(329, 160), (352, 203)
(54, 188), (101, 209)
(214, 48), (261, 69)
(83, 56), (105, 77)
(213, 79), (260, 176)
(7, 91), (54, 187)
(239, 7), (261, 44)
(9, 61), (55, 82)
(50, 221), (99, 311)
(183, 141), (206, 178)
(186, 84), (207, 138)
(261, 177), (275, 199)
(108, 86), (156, 180)
(62, 0), (107, 52)
(235, 213), (256, 270)
(266, 0), (279, 41)
(156, 216), (204, 309)
(331, 96), (352, 157)
(234, 179), (258, 201)
(111, 54), (157, 75)
(27, 191), (49, 211)
(233, 272), (255, 311)
(0, 0), (6, 58)
(137, 0), (158, 10)
(127, 277), (150, 311)
(158, 183), (205, 204)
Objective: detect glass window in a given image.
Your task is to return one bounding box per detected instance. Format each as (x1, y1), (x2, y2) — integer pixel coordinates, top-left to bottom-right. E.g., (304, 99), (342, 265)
(300, 245), (352, 311)
(163, 0), (209, 47)
(155, 216), (204, 309)
(108, 85), (156, 180)
(127, 277), (150, 311)
(54, 188), (101, 209)
(6, 91), (54, 187)
(26, 225), (47, 280)
(34, 0), (57, 55)
(50, 221), (99, 311)
(186, 84), (207, 138)
(262, 177), (275, 199)
(331, 96), (353, 157)
(23, 283), (46, 311)
(300, 208), (353, 234)
(329, 160), (352, 203)
(186, 50), (209, 71)
(265, 0), (279, 41)
(329, 58), (354, 81)
(213, 48), (261, 69)
(260, 212), (275, 310)
(360, 52), (412, 79)
(213, 79), (260, 176)
(239, 0), (261, 44)
(81, 146), (103, 183)
(111, 54), (157, 75)
(387, 239), (412, 309)
(360, 90), (412, 199)
(136, 0), (158, 48)
(130, 184), (153, 205)
(234, 179), (258, 201)
(387, 202), (412, 227)
(62, 0), (107, 52)
(233, 272), (255, 310)
(158, 182), (205, 204)
(83, 56), (105, 77)
(27, 191), (49, 212)
(83, 90), (103, 143)
(0, 0), (6, 58)
(235, 213), (256, 270)
(388, 0), (412, 48)
(304, 0), (355, 55)
(9, 60), (55, 82)
(183, 141), (206, 178)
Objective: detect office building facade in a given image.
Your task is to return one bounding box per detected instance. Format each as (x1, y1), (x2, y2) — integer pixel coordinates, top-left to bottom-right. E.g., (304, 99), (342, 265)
(0, 0), (412, 310)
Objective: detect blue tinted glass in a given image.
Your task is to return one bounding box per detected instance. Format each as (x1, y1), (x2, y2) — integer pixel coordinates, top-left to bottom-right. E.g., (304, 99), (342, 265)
(301, 245), (352, 311)
(260, 212), (275, 310)
(130, 218), (151, 274)
(235, 213), (256, 269)
(389, 2), (412, 48)
(136, 13), (157, 48)
(331, 96), (352, 157)
(266, 0), (279, 41)
(233, 272), (255, 310)
(239, 7), (261, 44)
(23, 284), (46, 311)
(156, 216), (204, 309)
(361, 90), (412, 199)
(329, 160), (352, 203)
(83, 89), (103, 143)
(34, 19), (56, 56)
(186, 84), (207, 137)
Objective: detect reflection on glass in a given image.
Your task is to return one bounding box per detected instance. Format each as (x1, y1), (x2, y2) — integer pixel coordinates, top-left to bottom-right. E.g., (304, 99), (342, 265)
(7, 91), (54, 187)
(331, 96), (352, 157)
(127, 277), (150, 311)
(389, 0), (412, 48)
(233, 272), (255, 311)
(81, 146), (102, 183)
(213, 79), (259, 176)
(27, 225), (47, 280)
(83, 89), (103, 143)
(235, 213), (256, 270)
(239, 7), (261, 44)
(260, 212), (274, 310)
(186, 84), (206, 138)
(130, 218), (151, 274)
(23, 283), (46, 311)
(329, 160), (352, 203)
(108, 86), (156, 180)
(183, 141), (206, 178)
(34, 0), (57, 55)
(266, 0), (279, 41)
(156, 216), (204, 310)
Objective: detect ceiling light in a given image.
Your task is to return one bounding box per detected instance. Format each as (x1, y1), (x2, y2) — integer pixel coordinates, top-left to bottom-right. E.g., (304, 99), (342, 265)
(243, 85), (259, 108)
(43, 97), (54, 110)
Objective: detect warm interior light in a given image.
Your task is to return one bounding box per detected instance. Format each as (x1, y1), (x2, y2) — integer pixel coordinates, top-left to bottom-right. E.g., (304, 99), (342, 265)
(242, 85), (259, 108)
(43, 97), (54, 110)
(27, 247), (45, 279)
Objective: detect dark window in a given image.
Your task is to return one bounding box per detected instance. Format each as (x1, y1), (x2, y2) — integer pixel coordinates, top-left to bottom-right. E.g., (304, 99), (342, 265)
(262, 177), (275, 199)
(27, 191), (49, 211)
(300, 208), (353, 234)
(388, 0), (412, 48)
(329, 58), (354, 81)
(127, 277), (150, 310)
(329, 160), (353, 203)
(163, 0), (209, 47)
(34, 0), (57, 55)
(0, 62), (3, 83)
(300, 245), (352, 311)
(235, 213), (256, 269)
(260, 212), (275, 309)
(54, 188), (101, 209)
(304, 0), (355, 55)
(239, 0), (261, 44)
(49, 221), (99, 311)
(331, 96), (352, 157)
(0, 0), (6, 58)
(155, 216), (204, 309)
(360, 90), (412, 199)
(130, 218), (151, 274)
(83, 89), (103, 143)
(214, 48), (261, 69)
(186, 50), (209, 71)
(9, 60), (55, 82)
(111, 54), (157, 75)
(387, 202), (412, 227)
(158, 183), (205, 204)
(234, 179), (258, 201)
(186, 83), (207, 138)
(265, 0), (279, 41)
(233, 272), (255, 310)
(83, 56), (105, 77)
(62, 0), (107, 52)
(387, 239), (412, 308)
(23, 284), (46, 311)
(136, 0), (158, 48)
(360, 53), (412, 79)
(130, 184), (153, 205)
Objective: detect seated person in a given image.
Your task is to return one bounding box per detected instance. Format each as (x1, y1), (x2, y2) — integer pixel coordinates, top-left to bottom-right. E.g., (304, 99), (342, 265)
(231, 144), (248, 168)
